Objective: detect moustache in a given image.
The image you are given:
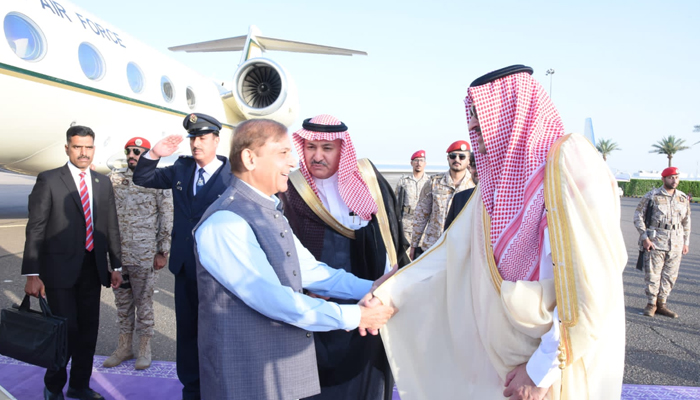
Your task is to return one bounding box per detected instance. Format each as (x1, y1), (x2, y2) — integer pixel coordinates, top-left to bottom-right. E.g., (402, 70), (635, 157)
(311, 160), (328, 167)
(78, 156), (90, 160)
(128, 158), (137, 163)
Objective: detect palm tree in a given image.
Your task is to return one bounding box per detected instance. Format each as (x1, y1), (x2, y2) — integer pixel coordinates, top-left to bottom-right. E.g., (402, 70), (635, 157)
(596, 138), (621, 161)
(649, 135), (690, 167)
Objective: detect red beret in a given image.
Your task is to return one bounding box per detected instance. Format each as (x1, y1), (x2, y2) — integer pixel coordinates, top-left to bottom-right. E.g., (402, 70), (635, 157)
(446, 140), (470, 153)
(411, 150), (426, 160)
(661, 167), (679, 177)
(124, 137), (151, 150)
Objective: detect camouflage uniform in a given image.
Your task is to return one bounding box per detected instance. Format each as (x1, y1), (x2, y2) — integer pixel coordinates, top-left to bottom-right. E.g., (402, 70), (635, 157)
(395, 173), (431, 243)
(634, 187), (691, 304)
(109, 168), (173, 337)
(411, 171), (474, 251)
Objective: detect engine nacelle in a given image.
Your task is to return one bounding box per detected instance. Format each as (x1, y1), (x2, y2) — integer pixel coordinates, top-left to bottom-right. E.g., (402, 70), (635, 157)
(227, 58), (299, 127)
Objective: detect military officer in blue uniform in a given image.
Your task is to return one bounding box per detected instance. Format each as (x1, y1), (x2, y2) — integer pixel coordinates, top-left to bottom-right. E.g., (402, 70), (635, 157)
(133, 113), (233, 400)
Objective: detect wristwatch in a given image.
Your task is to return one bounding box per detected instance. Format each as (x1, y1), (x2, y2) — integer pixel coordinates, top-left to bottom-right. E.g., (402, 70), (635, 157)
(113, 268), (122, 272)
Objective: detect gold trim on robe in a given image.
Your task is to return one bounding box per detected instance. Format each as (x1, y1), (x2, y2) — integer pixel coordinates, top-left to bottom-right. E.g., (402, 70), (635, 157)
(357, 158), (398, 267)
(288, 169), (355, 240)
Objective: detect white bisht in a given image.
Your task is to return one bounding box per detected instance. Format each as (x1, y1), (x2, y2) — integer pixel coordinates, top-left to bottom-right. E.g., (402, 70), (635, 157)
(374, 134), (627, 400)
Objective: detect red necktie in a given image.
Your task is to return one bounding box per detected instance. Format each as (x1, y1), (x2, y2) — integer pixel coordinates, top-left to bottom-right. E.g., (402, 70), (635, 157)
(79, 172), (94, 251)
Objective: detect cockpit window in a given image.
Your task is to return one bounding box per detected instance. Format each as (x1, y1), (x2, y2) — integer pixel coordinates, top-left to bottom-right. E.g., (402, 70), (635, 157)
(127, 62), (144, 93)
(161, 76), (174, 103)
(78, 42), (105, 80)
(3, 12), (47, 61)
(186, 87), (196, 109)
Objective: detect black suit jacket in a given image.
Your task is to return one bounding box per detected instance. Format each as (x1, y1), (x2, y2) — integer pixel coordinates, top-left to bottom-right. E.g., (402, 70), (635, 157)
(443, 187), (476, 231)
(22, 164), (122, 288)
(133, 155), (233, 280)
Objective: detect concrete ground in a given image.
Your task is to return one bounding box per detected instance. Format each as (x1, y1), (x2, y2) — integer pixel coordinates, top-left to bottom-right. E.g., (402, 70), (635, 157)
(0, 171), (698, 386)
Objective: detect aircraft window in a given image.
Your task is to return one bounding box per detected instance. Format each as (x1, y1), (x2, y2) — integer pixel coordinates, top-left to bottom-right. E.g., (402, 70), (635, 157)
(78, 42), (105, 80)
(3, 12), (47, 61)
(126, 62), (144, 93)
(161, 76), (174, 103)
(186, 87), (196, 109)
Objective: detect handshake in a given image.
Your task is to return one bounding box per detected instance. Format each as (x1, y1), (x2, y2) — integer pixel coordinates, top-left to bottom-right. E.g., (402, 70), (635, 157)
(357, 265), (399, 337)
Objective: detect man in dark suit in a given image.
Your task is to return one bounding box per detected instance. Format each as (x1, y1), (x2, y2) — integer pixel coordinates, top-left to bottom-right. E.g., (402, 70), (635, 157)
(23, 125), (123, 400)
(133, 113), (233, 400)
(444, 152), (477, 231)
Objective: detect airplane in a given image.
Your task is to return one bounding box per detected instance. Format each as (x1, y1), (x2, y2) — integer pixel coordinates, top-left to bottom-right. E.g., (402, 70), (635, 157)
(0, 0), (366, 175)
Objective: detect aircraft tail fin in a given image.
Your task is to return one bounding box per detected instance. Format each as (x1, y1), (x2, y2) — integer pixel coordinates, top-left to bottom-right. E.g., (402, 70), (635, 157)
(168, 25), (366, 64)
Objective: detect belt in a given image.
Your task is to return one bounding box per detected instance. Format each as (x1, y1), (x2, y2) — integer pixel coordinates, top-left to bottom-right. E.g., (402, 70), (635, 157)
(652, 222), (679, 230)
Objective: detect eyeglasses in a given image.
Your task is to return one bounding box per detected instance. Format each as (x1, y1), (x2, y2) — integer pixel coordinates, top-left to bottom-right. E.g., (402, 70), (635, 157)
(448, 153), (467, 160)
(124, 148), (142, 156)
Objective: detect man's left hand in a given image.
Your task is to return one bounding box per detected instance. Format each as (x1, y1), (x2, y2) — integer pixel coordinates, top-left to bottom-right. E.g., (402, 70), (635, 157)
(110, 271), (123, 289)
(153, 252), (168, 270)
(503, 363), (548, 400)
(683, 245), (689, 255)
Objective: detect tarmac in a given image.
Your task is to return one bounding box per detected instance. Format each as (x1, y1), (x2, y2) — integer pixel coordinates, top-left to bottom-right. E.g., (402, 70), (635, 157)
(0, 170), (699, 390)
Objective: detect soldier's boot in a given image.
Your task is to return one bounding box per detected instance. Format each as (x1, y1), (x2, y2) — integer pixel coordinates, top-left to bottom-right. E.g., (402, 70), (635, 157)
(656, 300), (679, 319)
(134, 336), (152, 370)
(103, 333), (134, 367)
(642, 303), (656, 317)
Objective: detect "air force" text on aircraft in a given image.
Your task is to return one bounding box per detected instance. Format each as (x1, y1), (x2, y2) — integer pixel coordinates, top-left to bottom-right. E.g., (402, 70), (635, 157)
(0, 0), (366, 175)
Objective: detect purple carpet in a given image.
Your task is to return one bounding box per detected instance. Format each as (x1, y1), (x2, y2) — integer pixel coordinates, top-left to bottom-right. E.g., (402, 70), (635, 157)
(1, 355), (699, 399)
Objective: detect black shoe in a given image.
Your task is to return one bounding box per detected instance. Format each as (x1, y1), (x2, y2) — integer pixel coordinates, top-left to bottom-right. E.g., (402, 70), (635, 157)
(44, 387), (65, 400)
(66, 387), (105, 400)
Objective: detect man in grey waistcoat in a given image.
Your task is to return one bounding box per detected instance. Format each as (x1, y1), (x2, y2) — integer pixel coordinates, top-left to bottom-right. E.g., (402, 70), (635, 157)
(193, 119), (397, 400)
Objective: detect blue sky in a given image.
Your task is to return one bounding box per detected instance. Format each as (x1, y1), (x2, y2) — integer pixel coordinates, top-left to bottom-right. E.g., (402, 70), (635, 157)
(69, 0), (699, 176)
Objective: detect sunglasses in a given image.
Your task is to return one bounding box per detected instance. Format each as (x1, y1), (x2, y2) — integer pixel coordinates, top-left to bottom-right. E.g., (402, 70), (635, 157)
(124, 148), (142, 156)
(448, 153), (467, 160)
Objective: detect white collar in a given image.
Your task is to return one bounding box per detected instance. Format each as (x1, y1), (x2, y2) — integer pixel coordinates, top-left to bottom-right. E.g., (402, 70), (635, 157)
(239, 180), (278, 206)
(66, 161), (90, 178)
(197, 157), (224, 175)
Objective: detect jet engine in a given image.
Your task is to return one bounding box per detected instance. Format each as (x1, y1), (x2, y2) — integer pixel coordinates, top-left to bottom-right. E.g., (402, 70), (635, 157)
(226, 58), (298, 127)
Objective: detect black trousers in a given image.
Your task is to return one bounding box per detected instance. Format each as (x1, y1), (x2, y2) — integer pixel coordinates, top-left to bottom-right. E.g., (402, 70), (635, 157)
(44, 251), (101, 393)
(175, 270), (200, 400)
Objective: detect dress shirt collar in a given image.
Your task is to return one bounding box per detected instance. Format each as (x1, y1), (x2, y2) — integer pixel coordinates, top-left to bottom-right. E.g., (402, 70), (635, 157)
(66, 161), (91, 179)
(239, 179), (279, 206)
(197, 157), (224, 176)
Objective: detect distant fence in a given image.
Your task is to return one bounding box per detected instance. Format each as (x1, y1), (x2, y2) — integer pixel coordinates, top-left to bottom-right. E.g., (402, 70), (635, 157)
(619, 179), (700, 200)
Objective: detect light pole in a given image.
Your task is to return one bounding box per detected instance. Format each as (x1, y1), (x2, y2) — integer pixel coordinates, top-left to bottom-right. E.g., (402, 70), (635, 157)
(545, 68), (555, 98)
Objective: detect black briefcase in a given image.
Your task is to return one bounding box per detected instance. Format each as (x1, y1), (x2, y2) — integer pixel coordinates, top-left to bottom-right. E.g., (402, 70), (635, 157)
(0, 295), (68, 370)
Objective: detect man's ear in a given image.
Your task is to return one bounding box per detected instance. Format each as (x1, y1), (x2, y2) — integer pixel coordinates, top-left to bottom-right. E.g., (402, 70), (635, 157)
(65, 144), (69, 156)
(241, 148), (256, 171)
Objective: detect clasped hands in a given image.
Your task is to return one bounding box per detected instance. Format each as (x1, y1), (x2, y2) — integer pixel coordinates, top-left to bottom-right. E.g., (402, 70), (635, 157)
(357, 264), (399, 336)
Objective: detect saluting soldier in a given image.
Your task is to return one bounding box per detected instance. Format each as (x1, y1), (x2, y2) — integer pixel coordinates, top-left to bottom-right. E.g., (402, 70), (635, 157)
(103, 137), (173, 370)
(635, 166), (691, 318)
(394, 150), (430, 244)
(133, 114), (233, 400)
(410, 140), (474, 259)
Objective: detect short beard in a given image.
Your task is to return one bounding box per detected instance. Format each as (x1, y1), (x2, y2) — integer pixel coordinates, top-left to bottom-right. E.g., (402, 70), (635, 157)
(128, 163), (136, 171)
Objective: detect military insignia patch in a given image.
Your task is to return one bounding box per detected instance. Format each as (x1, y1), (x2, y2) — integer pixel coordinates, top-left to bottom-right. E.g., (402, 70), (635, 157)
(460, 144), (467, 151)
(122, 179), (129, 185)
(135, 139), (143, 146)
(189, 114), (197, 123)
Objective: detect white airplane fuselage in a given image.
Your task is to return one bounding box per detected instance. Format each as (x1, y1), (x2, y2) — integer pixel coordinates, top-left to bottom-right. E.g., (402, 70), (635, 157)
(0, 0), (244, 175)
